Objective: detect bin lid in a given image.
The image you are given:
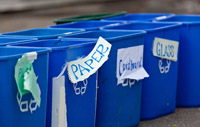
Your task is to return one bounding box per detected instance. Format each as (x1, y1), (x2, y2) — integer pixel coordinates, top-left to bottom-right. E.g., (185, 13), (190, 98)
(54, 11), (127, 24)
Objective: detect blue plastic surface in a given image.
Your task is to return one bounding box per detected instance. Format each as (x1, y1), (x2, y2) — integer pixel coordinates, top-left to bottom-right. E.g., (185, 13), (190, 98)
(156, 15), (200, 107)
(10, 39), (97, 127)
(0, 46), (50, 127)
(1, 28), (84, 39)
(102, 13), (175, 22)
(0, 37), (36, 46)
(48, 20), (126, 31)
(155, 15), (200, 23)
(103, 22), (181, 120)
(63, 30), (146, 127)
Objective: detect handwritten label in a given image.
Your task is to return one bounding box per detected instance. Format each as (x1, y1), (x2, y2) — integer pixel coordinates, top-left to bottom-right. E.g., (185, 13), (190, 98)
(116, 45), (149, 85)
(67, 37), (112, 84)
(153, 37), (179, 62)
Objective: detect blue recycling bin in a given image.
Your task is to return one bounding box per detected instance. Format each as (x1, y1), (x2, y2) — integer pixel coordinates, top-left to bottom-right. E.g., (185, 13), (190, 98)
(0, 46), (50, 127)
(0, 28), (84, 40)
(156, 15), (200, 107)
(9, 39), (98, 127)
(101, 13), (175, 22)
(48, 20), (126, 31)
(62, 30), (147, 127)
(0, 37), (36, 46)
(102, 22), (181, 120)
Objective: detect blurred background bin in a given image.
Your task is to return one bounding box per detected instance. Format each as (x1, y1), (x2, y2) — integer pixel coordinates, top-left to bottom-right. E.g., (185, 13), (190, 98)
(0, 46), (50, 127)
(48, 20), (126, 31)
(0, 37), (36, 46)
(156, 15), (200, 107)
(101, 13), (175, 22)
(62, 30), (146, 127)
(9, 39), (97, 127)
(102, 22), (181, 120)
(0, 28), (84, 40)
(54, 11), (127, 24)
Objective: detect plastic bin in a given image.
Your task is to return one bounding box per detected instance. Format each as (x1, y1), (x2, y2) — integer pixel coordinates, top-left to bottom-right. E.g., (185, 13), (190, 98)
(48, 20), (126, 31)
(54, 11), (127, 24)
(62, 30), (146, 127)
(0, 28), (84, 40)
(156, 15), (200, 107)
(0, 46), (50, 127)
(9, 39), (98, 127)
(0, 37), (36, 46)
(101, 13), (175, 22)
(102, 22), (181, 120)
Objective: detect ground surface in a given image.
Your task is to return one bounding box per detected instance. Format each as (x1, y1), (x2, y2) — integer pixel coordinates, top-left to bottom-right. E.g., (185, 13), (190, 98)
(0, 0), (200, 127)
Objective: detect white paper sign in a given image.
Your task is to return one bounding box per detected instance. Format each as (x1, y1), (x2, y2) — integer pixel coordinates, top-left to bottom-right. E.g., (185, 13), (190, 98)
(52, 76), (67, 127)
(153, 37), (179, 62)
(116, 45), (149, 85)
(67, 37), (112, 84)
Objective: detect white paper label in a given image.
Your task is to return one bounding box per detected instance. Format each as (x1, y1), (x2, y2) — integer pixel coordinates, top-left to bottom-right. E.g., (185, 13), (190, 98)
(153, 37), (179, 62)
(67, 37), (112, 84)
(52, 76), (67, 127)
(116, 45), (149, 85)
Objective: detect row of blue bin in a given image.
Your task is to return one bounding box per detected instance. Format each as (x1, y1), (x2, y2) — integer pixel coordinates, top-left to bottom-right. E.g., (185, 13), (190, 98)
(0, 13), (199, 127)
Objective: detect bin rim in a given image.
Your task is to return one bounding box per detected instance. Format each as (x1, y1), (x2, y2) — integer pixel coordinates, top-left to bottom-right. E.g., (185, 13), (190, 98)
(1, 28), (84, 33)
(60, 40), (97, 50)
(0, 35), (38, 40)
(101, 22), (182, 33)
(101, 13), (175, 21)
(62, 30), (146, 42)
(0, 37), (37, 46)
(120, 13), (175, 16)
(155, 15), (200, 25)
(8, 39), (97, 51)
(0, 36), (37, 39)
(48, 20), (126, 31)
(1, 28), (85, 39)
(53, 11), (127, 24)
(0, 46), (51, 60)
